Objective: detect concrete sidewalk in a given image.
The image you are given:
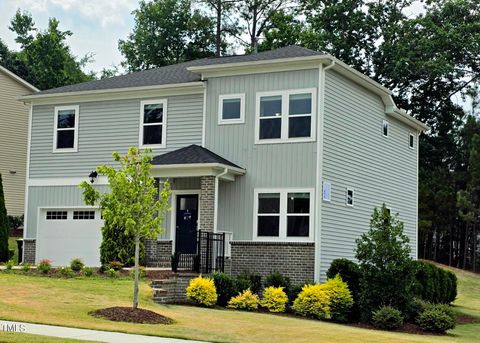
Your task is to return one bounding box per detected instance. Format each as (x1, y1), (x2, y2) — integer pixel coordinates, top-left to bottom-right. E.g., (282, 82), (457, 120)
(0, 321), (205, 343)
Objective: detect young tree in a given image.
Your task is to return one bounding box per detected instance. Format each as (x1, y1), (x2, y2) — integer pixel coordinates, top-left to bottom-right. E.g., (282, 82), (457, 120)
(80, 148), (171, 308)
(0, 174), (9, 262)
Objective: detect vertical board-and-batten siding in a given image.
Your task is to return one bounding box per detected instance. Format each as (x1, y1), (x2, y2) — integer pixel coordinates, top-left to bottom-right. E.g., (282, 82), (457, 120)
(204, 69), (319, 240)
(0, 71), (31, 215)
(319, 70), (418, 278)
(29, 94), (204, 178)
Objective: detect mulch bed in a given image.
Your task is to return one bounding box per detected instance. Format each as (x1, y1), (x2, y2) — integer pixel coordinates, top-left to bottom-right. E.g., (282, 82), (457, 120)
(89, 307), (174, 324)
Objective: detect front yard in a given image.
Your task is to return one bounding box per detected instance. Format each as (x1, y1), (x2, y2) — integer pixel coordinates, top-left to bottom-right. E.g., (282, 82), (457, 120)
(0, 266), (478, 343)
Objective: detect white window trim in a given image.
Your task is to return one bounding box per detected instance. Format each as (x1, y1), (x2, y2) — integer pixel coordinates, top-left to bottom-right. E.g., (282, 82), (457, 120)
(346, 187), (355, 207)
(218, 93), (245, 125)
(253, 188), (314, 242)
(409, 132), (415, 149)
(139, 99), (167, 149)
(255, 88), (317, 144)
(382, 120), (389, 138)
(53, 105), (79, 153)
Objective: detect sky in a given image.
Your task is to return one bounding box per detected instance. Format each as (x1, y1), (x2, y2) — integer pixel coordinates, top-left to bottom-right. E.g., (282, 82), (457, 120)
(0, 0), (429, 75)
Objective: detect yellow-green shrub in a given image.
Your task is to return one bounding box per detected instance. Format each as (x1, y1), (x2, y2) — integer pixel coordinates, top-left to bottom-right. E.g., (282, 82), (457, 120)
(186, 275), (217, 307)
(261, 286), (288, 313)
(227, 289), (259, 311)
(292, 284), (331, 319)
(322, 275), (354, 322)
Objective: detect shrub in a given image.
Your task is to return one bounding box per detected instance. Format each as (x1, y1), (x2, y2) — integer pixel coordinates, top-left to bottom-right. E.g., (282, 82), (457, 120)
(38, 259), (52, 274)
(292, 284), (331, 319)
(59, 266), (74, 277)
(82, 266), (93, 277)
(411, 261), (458, 304)
(326, 258), (360, 320)
(235, 272), (262, 294)
(211, 272), (237, 307)
(108, 260), (123, 271)
(407, 298), (430, 321)
(22, 263), (31, 272)
(322, 275), (354, 322)
(417, 307), (456, 333)
(5, 259), (14, 270)
(355, 205), (414, 321)
(261, 286), (288, 313)
(372, 306), (403, 330)
(287, 284), (304, 305)
(186, 275), (217, 307)
(107, 268), (118, 278)
(70, 258), (84, 272)
(265, 271), (291, 291)
(129, 266), (146, 279)
(227, 289), (259, 311)
(7, 215), (23, 230)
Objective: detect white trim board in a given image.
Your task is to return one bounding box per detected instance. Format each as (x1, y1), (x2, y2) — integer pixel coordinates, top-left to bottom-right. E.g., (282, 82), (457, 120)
(53, 105), (79, 153)
(218, 93), (246, 125)
(139, 98), (168, 149)
(28, 177), (109, 187)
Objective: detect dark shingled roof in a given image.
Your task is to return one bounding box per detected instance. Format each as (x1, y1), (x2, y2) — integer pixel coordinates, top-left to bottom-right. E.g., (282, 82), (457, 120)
(33, 46), (322, 95)
(151, 145), (243, 169)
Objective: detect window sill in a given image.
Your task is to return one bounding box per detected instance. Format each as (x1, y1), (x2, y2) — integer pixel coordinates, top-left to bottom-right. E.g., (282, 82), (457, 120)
(140, 144), (166, 149)
(254, 137), (315, 145)
(218, 120), (245, 125)
(52, 148), (78, 153)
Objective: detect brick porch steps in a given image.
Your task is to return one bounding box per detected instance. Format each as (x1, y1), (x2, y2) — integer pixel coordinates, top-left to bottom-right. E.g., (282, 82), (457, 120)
(150, 273), (198, 304)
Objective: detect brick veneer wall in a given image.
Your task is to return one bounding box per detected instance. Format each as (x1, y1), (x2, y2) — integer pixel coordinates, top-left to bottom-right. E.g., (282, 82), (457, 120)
(152, 273), (198, 304)
(199, 176), (215, 231)
(230, 241), (315, 285)
(145, 240), (172, 267)
(23, 239), (36, 264)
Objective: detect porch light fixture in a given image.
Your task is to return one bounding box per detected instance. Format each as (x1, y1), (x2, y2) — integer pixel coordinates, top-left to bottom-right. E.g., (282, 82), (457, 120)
(89, 171), (98, 184)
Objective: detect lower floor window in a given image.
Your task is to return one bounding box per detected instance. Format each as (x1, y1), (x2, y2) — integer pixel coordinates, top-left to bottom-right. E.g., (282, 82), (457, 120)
(255, 189), (313, 240)
(73, 211), (95, 220)
(46, 211), (67, 220)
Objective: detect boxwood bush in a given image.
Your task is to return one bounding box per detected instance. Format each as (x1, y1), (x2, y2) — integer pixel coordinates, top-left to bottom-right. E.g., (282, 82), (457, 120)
(371, 306), (403, 330)
(70, 258), (84, 272)
(417, 307), (456, 333)
(211, 272), (237, 307)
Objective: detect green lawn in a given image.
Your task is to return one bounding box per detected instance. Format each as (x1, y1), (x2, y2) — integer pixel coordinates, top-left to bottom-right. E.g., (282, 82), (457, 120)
(0, 267), (478, 343)
(0, 331), (89, 343)
(8, 237), (19, 264)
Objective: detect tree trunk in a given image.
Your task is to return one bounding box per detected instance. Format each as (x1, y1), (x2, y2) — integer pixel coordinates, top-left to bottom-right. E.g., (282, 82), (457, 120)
(473, 223), (477, 273)
(463, 224), (469, 269)
(133, 230), (140, 309)
(215, 0), (222, 57)
(251, 1), (258, 52)
(449, 226), (453, 266)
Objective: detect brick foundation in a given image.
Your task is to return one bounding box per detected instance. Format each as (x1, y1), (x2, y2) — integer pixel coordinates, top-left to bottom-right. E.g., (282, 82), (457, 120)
(152, 273), (198, 303)
(23, 239), (36, 264)
(230, 241), (315, 285)
(145, 240), (172, 267)
(199, 176), (215, 231)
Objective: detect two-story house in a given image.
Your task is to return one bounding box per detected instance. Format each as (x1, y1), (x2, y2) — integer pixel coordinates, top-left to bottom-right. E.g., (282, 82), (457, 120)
(20, 46), (426, 283)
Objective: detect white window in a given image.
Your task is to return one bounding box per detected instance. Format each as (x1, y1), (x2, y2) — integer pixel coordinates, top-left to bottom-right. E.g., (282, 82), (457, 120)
(255, 89), (316, 144)
(218, 94), (245, 124)
(46, 211), (68, 220)
(409, 133), (415, 149)
(254, 188), (314, 241)
(346, 188), (354, 207)
(140, 99), (167, 148)
(73, 211), (95, 220)
(382, 120), (389, 137)
(53, 105), (79, 152)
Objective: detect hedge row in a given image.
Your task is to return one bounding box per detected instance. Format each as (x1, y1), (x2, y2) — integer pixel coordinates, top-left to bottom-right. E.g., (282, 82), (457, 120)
(411, 261), (457, 304)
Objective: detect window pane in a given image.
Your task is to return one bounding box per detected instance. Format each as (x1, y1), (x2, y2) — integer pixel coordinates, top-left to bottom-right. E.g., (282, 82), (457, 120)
(409, 134), (414, 147)
(180, 197), (197, 211)
(143, 125), (162, 145)
(258, 216), (280, 236)
(347, 189), (354, 205)
(260, 96), (282, 117)
(287, 193), (310, 213)
(259, 118), (281, 139)
(289, 116), (311, 138)
(289, 93), (312, 115)
(258, 193), (280, 213)
(287, 216), (309, 237)
(383, 121), (389, 136)
(144, 103), (163, 123)
(57, 110), (75, 128)
(57, 130), (74, 149)
(222, 98), (241, 120)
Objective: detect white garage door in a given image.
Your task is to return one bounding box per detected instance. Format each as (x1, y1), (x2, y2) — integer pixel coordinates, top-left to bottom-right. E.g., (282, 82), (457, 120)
(37, 209), (103, 266)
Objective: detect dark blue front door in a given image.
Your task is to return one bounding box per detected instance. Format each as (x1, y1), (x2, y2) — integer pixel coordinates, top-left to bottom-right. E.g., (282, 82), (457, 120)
(175, 194), (198, 254)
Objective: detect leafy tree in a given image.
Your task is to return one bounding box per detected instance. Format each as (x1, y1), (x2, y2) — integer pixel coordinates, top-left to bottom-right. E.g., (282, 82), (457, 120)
(80, 148), (171, 308)
(119, 0), (216, 71)
(355, 205), (414, 321)
(0, 174), (9, 262)
(201, 0), (238, 56)
(257, 9), (304, 52)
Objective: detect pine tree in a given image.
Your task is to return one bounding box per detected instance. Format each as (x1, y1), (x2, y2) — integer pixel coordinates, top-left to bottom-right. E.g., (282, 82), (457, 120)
(0, 174), (10, 262)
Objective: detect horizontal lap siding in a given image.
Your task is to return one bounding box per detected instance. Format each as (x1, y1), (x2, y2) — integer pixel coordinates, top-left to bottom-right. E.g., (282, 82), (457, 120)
(205, 69), (319, 240)
(320, 70), (418, 278)
(29, 94), (204, 178)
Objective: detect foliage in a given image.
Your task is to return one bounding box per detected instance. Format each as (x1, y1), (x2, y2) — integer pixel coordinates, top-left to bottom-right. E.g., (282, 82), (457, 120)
(265, 271), (291, 291)
(287, 284), (305, 305)
(107, 268), (118, 278)
(82, 266), (93, 277)
(38, 259), (51, 274)
(7, 215), (24, 230)
(371, 306), (404, 330)
(0, 174), (8, 263)
(100, 221), (145, 267)
(411, 261), (457, 304)
(417, 307), (456, 333)
(261, 286), (288, 313)
(355, 205), (414, 320)
(235, 272), (262, 294)
(79, 147), (171, 309)
(129, 266), (146, 279)
(6, 260), (14, 270)
(69, 258), (84, 272)
(22, 263), (31, 272)
(292, 284), (331, 320)
(108, 260), (124, 271)
(227, 289), (259, 311)
(186, 275), (218, 307)
(59, 267), (74, 278)
(211, 272), (237, 307)
(321, 275), (354, 322)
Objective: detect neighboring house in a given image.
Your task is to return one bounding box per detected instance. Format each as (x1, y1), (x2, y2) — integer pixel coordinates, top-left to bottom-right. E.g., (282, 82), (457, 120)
(20, 46), (427, 283)
(0, 66), (38, 217)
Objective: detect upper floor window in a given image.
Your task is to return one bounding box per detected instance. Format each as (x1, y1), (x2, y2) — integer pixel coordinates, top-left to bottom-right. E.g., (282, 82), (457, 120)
(256, 89), (316, 144)
(382, 120), (389, 137)
(218, 94), (245, 124)
(346, 187), (355, 207)
(140, 99), (167, 148)
(53, 105), (79, 153)
(409, 133), (415, 149)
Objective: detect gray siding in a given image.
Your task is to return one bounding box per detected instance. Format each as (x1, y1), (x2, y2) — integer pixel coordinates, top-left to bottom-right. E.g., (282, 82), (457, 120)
(205, 69), (319, 240)
(29, 94), (203, 178)
(319, 70), (418, 277)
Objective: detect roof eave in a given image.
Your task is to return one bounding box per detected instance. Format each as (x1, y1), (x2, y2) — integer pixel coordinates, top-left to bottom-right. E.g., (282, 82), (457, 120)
(0, 65), (39, 92)
(152, 162), (245, 175)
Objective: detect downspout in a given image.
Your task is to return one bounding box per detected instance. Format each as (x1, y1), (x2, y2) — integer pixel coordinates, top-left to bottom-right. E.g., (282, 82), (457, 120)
(214, 168), (228, 233)
(314, 59), (336, 282)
